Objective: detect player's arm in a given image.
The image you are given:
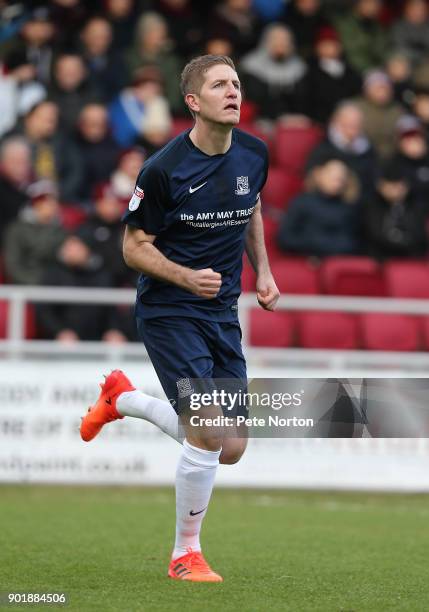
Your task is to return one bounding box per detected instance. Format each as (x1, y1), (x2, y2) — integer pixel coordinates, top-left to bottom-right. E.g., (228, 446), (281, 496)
(245, 198), (280, 311)
(123, 225), (221, 299)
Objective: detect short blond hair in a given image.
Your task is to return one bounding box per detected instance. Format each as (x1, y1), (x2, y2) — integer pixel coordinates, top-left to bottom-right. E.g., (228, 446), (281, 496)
(180, 55), (236, 96)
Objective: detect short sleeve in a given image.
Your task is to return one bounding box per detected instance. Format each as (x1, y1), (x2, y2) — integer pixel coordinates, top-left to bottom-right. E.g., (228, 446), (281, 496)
(122, 162), (169, 235)
(259, 142), (269, 193)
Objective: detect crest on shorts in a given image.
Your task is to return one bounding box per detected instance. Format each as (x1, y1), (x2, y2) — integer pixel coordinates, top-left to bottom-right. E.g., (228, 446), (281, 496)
(176, 377), (194, 398)
(128, 186), (144, 211)
(235, 176), (250, 195)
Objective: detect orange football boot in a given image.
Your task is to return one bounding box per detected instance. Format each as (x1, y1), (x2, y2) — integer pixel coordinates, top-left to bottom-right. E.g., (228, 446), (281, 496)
(168, 548), (223, 582)
(80, 370), (135, 442)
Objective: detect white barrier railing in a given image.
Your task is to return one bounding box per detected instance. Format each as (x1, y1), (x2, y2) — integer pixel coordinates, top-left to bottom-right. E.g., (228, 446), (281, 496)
(1, 285), (429, 370)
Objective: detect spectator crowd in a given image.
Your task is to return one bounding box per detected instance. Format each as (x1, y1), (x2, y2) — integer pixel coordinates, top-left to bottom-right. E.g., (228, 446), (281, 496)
(2, 0), (429, 344)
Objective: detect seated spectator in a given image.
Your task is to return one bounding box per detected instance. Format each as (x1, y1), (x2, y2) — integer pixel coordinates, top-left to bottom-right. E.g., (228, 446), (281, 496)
(110, 146), (146, 204)
(392, 115), (429, 205)
(334, 0), (389, 73)
(302, 26), (361, 124)
(48, 53), (99, 134)
(126, 11), (183, 115)
(48, 0), (89, 50)
(0, 49), (46, 138)
(355, 70), (404, 158)
(75, 103), (120, 202)
(4, 180), (66, 285)
(277, 159), (362, 257)
(208, 0), (261, 59)
(0, 137), (32, 242)
(240, 24), (308, 123)
(11, 100), (83, 203)
(391, 0), (429, 68)
(8, 6), (55, 86)
(385, 51), (414, 109)
(411, 87), (429, 134)
(104, 0), (142, 53)
(363, 159), (427, 259)
(253, 0), (286, 23)
(307, 101), (377, 196)
(284, 0), (327, 59)
(79, 16), (129, 102)
(78, 182), (137, 288)
(35, 233), (132, 343)
(109, 66), (172, 151)
(157, 0), (205, 61)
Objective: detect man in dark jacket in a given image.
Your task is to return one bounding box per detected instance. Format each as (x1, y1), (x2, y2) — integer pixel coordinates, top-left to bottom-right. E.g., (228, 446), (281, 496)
(307, 101), (378, 196)
(363, 159), (427, 259)
(35, 233), (131, 343)
(0, 136), (32, 242)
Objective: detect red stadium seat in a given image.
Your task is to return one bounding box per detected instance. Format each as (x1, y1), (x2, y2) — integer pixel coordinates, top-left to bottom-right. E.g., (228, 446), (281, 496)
(270, 258), (320, 294)
(60, 205), (87, 230)
(250, 309), (294, 347)
(0, 301), (7, 338)
(384, 261), (429, 298)
(274, 125), (324, 173)
(262, 216), (284, 262)
(360, 313), (420, 351)
(320, 257), (386, 297)
(169, 118), (194, 139)
(262, 167), (303, 211)
(296, 311), (359, 349)
(420, 317), (429, 350)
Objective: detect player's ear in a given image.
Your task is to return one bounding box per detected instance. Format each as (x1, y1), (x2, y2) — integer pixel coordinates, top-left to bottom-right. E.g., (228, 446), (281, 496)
(186, 93), (200, 114)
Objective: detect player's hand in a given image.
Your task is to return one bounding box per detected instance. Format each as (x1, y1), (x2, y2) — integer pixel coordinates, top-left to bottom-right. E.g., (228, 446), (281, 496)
(256, 274), (280, 311)
(185, 268), (222, 298)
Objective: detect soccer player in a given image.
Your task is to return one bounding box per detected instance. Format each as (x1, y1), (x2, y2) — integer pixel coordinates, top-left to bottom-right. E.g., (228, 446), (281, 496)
(80, 55), (279, 582)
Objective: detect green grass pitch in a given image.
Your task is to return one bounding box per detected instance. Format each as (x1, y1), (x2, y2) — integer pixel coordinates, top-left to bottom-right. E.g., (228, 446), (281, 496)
(1, 485), (428, 612)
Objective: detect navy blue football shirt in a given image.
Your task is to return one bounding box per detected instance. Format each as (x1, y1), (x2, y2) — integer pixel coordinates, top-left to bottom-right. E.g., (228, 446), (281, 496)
(122, 128), (269, 321)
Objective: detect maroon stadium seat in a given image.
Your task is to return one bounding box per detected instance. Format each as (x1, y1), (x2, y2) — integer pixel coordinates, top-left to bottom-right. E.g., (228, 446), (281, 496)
(262, 167), (303, 211)
(262, 216), (284, 262)
(296, 311), (359, 349)
(320, 256), (386, 296)
(384, 261), (429, 298)
(250, 309), (294, 347)
(274, 125), (324, 173)
(0, 301), (7, 338)
(169, 118), (194, 139)
(241, 260), (256, 292)
(360, 313), (420, 351)
(270, 258), (320, 294)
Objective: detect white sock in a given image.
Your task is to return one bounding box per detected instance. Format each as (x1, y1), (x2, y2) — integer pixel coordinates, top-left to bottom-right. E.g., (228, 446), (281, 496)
(116, 390), (183, 443)
(172, 439), (221, 560)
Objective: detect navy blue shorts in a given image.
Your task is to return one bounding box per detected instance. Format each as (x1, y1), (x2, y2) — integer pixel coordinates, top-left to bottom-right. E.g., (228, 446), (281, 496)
(136, 316), (247, 416)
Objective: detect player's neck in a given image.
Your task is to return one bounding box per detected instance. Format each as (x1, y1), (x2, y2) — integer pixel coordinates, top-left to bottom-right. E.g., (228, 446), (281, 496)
(189, 121), (233, 156)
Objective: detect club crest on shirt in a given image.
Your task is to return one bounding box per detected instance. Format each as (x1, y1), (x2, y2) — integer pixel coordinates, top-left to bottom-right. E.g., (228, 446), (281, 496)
(128, 186), (145, 211)
(235, 176), (250, 195)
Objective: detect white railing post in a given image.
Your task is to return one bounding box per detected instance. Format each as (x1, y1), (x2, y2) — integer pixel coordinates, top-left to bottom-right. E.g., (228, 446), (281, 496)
(7, 289), (26, 341)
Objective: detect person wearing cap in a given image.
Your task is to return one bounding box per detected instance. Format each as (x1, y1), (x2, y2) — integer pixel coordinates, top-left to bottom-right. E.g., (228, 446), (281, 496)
(355, 69), (404, 158)
(333, 0), (389, 73)
(363, 158), (427, 259)
(391, 114), (429, 204)
(301, 25), (361, 124)
(109, 66), (172, 150)
(3, 179), (67, 285)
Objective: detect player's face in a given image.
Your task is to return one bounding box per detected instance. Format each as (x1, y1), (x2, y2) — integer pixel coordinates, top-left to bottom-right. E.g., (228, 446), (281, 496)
(195, 64), (242, 126)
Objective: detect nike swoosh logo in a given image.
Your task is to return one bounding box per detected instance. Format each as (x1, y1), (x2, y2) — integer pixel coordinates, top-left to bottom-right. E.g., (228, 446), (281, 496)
(189, 181), (207, 194)
(105, 398), (112, 405)
(189, 507), (207, 516)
